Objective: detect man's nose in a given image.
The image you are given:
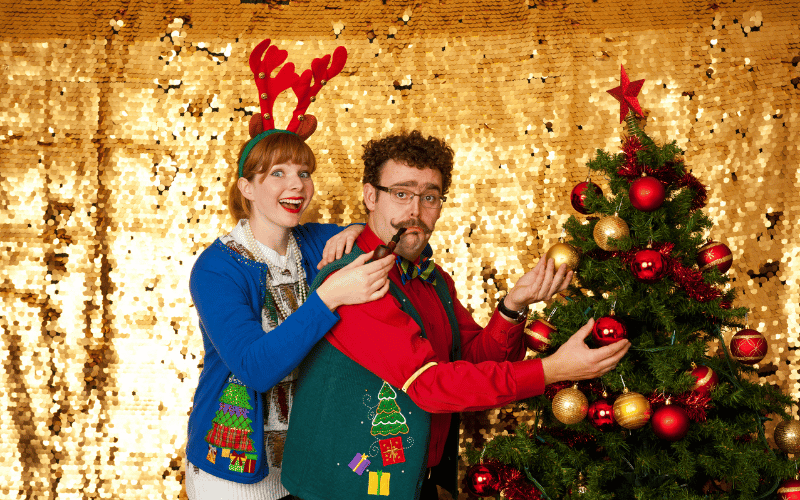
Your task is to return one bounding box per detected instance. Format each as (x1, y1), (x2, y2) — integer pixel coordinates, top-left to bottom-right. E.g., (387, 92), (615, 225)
(407, 195), (422, 217)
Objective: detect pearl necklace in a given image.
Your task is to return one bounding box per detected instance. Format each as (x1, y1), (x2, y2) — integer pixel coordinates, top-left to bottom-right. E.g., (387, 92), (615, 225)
(242, 220), (309, 321)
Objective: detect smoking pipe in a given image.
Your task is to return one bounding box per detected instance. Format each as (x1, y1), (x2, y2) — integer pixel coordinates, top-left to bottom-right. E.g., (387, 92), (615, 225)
(370, 227), (407, 261)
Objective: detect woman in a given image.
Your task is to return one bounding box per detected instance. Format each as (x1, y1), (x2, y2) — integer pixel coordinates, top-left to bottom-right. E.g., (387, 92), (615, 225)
(185, 131), (393, 499)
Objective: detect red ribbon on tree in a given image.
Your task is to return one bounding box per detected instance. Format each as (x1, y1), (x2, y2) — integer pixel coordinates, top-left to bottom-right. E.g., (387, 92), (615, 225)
(617, 242), (723, 303)
(504, 479), (544, 500)
(544, 380), (607, 400)
(468, 461), (544, 500)
(537, 425), (597, 447)
(648, 391), (713, 422)
(618, 136), (708, 210)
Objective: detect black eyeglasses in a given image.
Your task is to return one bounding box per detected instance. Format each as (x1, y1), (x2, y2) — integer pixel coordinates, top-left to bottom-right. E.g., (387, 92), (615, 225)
(375, 185), (447, 209)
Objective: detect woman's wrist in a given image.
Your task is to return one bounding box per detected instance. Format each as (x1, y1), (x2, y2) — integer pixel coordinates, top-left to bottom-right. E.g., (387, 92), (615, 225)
(315, 281), (340, 312)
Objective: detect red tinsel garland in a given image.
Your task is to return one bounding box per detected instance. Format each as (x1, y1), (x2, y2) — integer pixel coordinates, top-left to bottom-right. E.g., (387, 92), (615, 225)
(618, 136), (708, 210)
(544, 384), (713, 422)
(504, 480), (544, 500)
(543, 381), (573, 399)
(544, 380), (607, 400)
(538, 425), (598, 447)
(619, 135), (644, 177)
(648, 391), (713, 422)
(616, 242), (723, 302)
(476, 461), (543, 500)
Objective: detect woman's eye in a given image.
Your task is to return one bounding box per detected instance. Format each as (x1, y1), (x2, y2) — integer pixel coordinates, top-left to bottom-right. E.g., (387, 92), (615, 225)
(271, 170), (283, 177)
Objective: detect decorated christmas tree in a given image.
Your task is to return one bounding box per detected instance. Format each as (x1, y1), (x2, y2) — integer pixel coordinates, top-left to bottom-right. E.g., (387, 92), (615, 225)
(465, 68), (800, 500)
(371, 381), (410, 436)
(205, 380), (255, 454)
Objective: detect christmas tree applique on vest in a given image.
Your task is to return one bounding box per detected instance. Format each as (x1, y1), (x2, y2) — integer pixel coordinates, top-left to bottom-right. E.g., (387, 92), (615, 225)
(357, 381), (413, 496)
(371, 381), (410, 438)
(204, 375), (258, 473)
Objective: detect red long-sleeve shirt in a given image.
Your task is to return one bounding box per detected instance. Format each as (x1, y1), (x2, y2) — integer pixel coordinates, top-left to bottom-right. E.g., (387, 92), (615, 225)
(325, 225), (546, 467)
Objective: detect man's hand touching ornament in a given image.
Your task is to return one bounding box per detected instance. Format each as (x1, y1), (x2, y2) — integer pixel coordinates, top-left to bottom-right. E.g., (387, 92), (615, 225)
(500, 257), (572, 321)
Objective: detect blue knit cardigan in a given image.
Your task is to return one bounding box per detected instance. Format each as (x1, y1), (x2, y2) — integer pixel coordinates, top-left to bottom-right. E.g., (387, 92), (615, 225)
(186, 222), (342, 483)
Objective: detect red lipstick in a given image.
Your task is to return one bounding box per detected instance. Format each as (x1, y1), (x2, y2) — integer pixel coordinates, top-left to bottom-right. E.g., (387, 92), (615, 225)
(279, 197), (304, 214)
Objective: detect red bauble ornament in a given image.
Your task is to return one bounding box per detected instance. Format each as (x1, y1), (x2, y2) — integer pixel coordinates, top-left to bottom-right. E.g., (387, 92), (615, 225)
(570, 181), (603, 215)
(525, 319), (556, 353)
(730, 328), (768, 365)
(630, 249), (665, 283)
(629, 176), (666, 212)
(592, 316), (627, 346)
(778, 478), (800, 500)
(587, 398), (616, 431)
(689, 365), (718, 394)
(651, 404), (690, 441)
(464, 463), (502, 497)
(696, 241), (733, 273)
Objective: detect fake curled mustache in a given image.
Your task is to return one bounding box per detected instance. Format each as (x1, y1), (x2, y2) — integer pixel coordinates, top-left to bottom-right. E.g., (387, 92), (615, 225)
(392, 219), (432, 233)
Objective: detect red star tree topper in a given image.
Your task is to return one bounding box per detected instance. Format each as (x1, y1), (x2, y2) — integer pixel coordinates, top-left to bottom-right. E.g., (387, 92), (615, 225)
(607, 65), (645, 122)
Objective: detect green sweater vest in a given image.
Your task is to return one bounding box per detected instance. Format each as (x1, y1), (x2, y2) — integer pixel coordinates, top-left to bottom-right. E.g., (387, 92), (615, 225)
(282, 248), (460, 500)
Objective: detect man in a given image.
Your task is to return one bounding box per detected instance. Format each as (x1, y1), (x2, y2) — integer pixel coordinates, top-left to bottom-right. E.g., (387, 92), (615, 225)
(281, 130), (630, 500)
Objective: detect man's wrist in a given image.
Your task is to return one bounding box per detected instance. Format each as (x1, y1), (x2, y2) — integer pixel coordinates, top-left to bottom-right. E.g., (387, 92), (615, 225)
(503, 294), (523, 311)
(498, 295), (528, 323)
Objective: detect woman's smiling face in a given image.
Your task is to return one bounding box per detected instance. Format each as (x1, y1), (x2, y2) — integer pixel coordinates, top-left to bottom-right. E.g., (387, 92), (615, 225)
(241, 161), (315, 231)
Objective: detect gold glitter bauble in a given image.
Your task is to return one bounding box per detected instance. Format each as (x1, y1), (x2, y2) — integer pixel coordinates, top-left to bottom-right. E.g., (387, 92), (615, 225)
(545, 242), (580, 271)
(552, 385), (588, 425)
(612, 390), (651, 429)
(593, 214), (630, 251)
(775, 419), (800, 454)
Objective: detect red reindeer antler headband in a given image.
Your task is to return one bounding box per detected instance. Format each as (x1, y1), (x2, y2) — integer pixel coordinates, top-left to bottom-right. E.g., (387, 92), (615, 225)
(238, 39), (348, 177)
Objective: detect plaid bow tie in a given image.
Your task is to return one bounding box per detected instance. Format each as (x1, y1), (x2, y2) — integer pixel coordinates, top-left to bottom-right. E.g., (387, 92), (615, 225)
(395, 246), (436, 285)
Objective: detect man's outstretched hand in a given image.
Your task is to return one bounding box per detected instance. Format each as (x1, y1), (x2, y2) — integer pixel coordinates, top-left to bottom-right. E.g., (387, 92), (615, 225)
(503, 257), (573, 313)
(541, 318), (631, 385)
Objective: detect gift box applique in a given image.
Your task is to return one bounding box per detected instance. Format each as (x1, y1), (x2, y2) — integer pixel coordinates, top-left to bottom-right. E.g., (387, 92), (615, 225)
(348, 453), (370, 475)
(378, 437), (405, 466)
(368, 470), (390, 496)
(229, 451), (250, 472)
(243, 453), (257, 473)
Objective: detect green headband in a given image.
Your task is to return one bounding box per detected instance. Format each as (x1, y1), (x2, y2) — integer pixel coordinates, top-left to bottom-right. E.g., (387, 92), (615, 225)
(238, 129), (299, 178)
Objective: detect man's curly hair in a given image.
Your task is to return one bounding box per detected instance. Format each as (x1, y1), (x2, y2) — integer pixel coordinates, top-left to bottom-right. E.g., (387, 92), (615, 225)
(362, 130), (454, 195)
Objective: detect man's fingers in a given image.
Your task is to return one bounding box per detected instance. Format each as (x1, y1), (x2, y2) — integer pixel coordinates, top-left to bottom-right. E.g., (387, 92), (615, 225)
(545, 258), (557, 280)
(590, 341), (630, 373)
(573, 318), (595, 340)
(550, 264), (569, 293)
(552, 262), (568, 282)
(595, 338), (630, 357)
(560, 270), (574, 291)
(534, 259), (559, 301)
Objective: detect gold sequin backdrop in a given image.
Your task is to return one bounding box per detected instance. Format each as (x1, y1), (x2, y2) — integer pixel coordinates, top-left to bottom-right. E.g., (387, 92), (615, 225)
(1, 0), (799, 498)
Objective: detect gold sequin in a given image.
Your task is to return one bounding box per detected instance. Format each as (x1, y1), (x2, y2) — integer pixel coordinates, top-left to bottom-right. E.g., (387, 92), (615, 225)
(2, 1), (799, 496)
